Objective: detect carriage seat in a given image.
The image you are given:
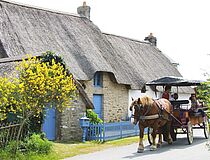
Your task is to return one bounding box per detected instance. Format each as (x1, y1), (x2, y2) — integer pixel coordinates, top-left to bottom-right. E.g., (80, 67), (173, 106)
(189, 110), (202, 117)
(170, 100), (189, 110)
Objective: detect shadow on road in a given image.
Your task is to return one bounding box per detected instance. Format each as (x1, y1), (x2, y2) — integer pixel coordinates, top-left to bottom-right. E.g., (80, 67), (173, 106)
(123, 135), (209, 159)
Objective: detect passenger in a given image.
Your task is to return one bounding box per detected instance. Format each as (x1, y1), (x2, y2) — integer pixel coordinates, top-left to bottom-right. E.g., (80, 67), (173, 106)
(189, 94), (205, 117)
(189, 94), (200, 110)
(162, 85), (171, 100)
(171, 93), (180, 109)
(172, 93), (178, 101)
(174, 93), (178, 100)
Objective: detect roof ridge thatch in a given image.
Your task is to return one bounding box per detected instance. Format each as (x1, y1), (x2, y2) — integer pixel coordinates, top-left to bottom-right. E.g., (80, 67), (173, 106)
(102, 32), (162, 53)
(103, 32), (150, 45)
(1, 0), (83, 19)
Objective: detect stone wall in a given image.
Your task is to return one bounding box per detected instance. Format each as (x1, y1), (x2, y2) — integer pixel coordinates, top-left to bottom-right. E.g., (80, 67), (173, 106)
(59, 72), (129, 141)
(83, 72), (129, 122)
(103, 73), (129, 122)
(59, 96), (86, 141)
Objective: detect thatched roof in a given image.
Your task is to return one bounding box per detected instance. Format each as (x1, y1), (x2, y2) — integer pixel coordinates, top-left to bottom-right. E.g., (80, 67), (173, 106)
(0, 0), (182, 90)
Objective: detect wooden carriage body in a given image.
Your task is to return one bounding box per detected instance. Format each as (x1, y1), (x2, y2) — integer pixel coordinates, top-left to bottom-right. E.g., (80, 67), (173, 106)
(146, 76), (209, 144)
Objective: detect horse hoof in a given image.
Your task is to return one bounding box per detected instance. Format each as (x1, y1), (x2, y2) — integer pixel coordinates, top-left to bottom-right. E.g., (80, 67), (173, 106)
(157, 143), (161, 148)
(168, 141), (173, 145)
(168, 139), (173, 145)
(137, 149), (144, 153)
(150, 145), (157, 151)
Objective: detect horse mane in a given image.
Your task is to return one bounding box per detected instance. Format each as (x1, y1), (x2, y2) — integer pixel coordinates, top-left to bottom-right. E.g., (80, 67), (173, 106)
(140, 96), (154, 106)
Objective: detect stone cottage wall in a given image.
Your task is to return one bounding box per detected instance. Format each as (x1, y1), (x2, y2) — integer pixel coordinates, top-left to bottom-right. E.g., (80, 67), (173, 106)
(59, 96), (86, 141)
(59, 72), (129, 141)
(83, 72), (129, 122)
(103, 73), (129, 122)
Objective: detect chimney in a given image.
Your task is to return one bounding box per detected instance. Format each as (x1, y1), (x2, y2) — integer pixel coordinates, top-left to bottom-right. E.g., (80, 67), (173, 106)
(77, 1), (91, 19)
(144, 33), (157, 46)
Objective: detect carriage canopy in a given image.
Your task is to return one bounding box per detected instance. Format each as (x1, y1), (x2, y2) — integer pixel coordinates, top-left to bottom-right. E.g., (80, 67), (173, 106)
(146, 76), (204, 87)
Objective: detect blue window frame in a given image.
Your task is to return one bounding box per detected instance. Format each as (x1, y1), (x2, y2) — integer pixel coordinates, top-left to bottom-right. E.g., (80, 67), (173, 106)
(94, 72), (102, 87)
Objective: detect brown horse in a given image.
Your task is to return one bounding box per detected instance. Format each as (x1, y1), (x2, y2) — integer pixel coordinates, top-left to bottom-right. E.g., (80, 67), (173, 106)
(130, 96), (173, 152)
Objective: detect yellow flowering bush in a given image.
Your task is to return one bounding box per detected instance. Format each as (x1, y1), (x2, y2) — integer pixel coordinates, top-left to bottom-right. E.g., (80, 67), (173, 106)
(0, 51), (77, 152)
(16, 55), (77, 114)
(0, 51), (77, 122)
(0, 77), (20, 120)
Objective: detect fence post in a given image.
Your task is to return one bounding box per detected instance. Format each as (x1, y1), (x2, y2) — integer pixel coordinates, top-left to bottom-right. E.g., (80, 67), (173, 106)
(99, 123), (103, 142)
(120, 121), (122, 138)
(103, 122), (105, 142)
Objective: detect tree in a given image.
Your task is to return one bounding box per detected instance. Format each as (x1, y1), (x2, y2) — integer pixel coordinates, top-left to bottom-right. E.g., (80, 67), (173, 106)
(0, 51), (77, 150)
(196, 79), (210, 116)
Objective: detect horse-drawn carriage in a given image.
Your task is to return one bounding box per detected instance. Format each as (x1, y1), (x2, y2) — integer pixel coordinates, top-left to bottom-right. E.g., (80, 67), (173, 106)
(168, 99), (209, 144)
(130, 76), (209, 152)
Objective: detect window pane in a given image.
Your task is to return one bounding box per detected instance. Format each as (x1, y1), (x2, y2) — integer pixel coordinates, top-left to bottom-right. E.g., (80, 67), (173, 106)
(94, 72), (102, 87)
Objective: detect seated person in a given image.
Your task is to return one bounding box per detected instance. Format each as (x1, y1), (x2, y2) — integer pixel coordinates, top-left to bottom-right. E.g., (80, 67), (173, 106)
(173, 93), (178, 101)
(162, 85), (171, 100)
(189, 94), (205, 117)
(171, 93), (180, 109)
(171, 93), (178, 101)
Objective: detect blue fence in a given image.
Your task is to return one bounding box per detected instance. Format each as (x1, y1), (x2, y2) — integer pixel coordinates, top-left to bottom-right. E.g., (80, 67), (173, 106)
(87, 121), (147, 141)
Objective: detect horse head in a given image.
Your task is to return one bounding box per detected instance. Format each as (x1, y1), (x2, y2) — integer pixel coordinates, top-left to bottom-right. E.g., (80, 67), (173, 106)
(130, 96), (155, 118)
(129, 97), (143, 112)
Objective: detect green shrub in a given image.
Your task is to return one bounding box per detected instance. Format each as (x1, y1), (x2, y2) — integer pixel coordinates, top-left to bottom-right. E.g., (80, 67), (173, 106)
(1, 141), (25, 159)
(24, 133), (52, 154)
(4, 140), (18, 154)
(86, 109), (103, 124)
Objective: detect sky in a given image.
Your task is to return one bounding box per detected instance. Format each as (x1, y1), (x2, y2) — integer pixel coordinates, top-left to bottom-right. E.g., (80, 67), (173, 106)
(8, 0), (210, 80)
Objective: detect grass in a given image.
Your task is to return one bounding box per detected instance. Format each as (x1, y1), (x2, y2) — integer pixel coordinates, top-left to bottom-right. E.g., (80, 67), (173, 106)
(0, 136), (143, 160)
(52, 136), (140, 159)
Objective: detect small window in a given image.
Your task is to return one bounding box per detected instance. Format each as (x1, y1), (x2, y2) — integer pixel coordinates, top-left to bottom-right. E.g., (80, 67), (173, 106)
(94, 72), (102, 87)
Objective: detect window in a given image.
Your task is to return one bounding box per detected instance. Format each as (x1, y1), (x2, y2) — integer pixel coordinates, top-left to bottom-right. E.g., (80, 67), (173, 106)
(94, 72), (102, 87)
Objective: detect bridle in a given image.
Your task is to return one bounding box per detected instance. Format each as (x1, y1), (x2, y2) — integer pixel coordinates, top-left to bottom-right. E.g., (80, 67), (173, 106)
(132, 100), (159, 121)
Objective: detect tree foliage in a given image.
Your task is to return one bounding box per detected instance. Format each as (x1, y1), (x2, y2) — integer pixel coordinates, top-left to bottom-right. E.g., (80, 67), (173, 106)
(86, 109), (103, 124)
(196, 79), (210, 116)
(0, 51), (77, 122)
(0, 77), (20, 120)
(0, 51), (77, 153)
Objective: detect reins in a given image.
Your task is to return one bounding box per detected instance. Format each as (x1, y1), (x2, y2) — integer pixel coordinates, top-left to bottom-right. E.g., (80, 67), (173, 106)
(138, 101), (160, 121)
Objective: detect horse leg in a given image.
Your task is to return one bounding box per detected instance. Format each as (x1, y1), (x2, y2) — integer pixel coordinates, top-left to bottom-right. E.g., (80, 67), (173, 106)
(166, 121), (173, 144)
(150, 127), (158, 151)
(157, 132), (162, 148)
(137, 126), (144, 153)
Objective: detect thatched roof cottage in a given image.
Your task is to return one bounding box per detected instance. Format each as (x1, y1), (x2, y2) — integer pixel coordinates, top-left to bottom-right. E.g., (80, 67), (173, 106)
(0, 0), (183, 141)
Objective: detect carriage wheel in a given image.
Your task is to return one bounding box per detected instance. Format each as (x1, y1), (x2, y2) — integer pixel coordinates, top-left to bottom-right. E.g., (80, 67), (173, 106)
(187, 121), (193, 145)
(203, 116), (209, 139)
(147, 127), (153, 145)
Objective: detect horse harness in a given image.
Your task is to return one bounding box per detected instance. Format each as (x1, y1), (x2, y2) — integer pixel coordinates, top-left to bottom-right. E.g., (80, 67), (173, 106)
(138, 99), (169, 121)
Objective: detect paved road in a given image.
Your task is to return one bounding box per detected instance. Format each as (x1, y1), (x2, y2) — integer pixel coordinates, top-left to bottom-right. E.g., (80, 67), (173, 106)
(65, 130), (210, 160)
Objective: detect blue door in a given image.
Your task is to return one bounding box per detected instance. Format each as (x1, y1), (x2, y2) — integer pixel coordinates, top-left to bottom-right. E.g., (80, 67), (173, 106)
(93, 94), (103, 119)
(42, 107), (56, 140)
